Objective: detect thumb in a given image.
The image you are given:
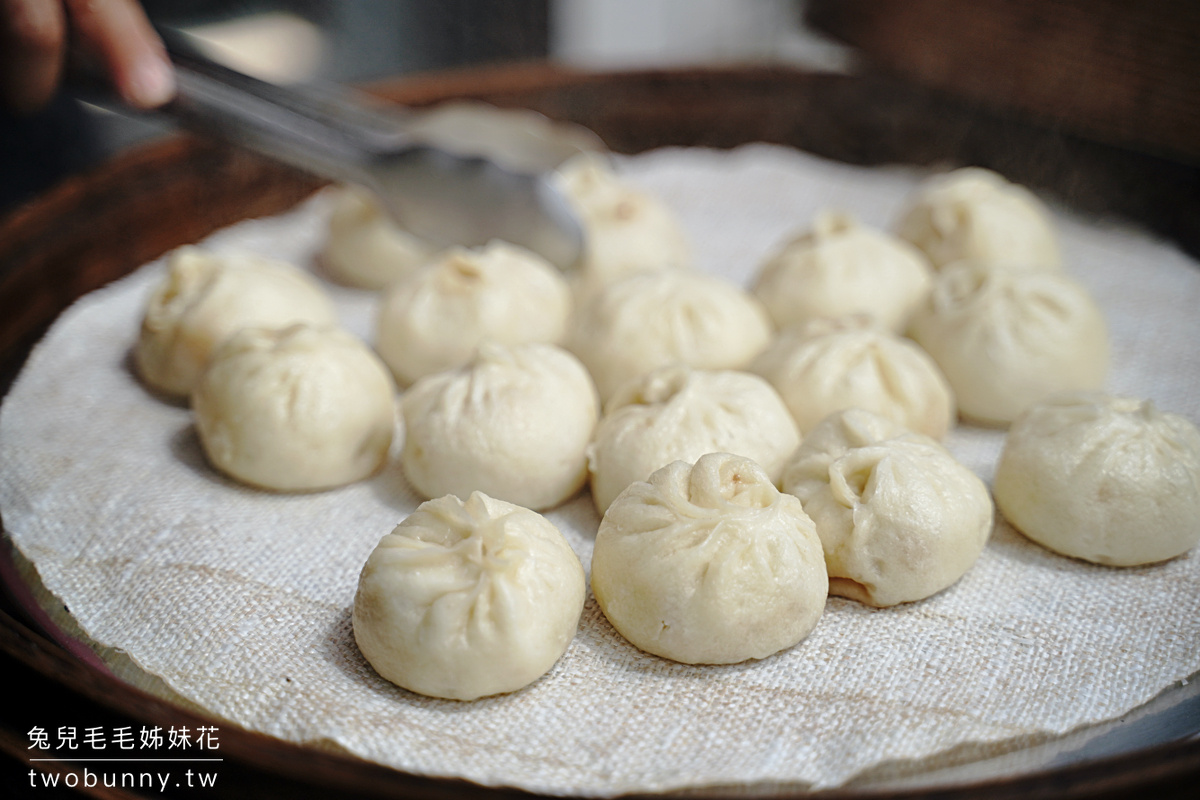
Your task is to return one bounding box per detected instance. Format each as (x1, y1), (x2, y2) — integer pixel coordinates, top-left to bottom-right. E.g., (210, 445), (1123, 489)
(66, 0), (174, 108)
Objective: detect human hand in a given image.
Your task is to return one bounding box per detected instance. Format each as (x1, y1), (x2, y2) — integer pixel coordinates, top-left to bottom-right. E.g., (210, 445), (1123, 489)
(0, 0), (175, 114)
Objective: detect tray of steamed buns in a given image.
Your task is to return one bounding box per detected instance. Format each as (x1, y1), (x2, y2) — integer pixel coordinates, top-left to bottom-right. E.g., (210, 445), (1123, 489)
(134, 155), (1195, 677)
(1, 65), (1197, 799)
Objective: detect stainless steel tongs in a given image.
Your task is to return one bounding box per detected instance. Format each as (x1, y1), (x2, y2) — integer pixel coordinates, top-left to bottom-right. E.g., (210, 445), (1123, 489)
(157, 30), (601, 269)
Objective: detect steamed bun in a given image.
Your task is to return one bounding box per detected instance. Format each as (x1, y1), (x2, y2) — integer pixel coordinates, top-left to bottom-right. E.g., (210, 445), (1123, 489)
(569, 270), (772, 402)
(135, 246), (337, 397)
(894, 167), (1062, 271)
(354, 491), (585, 700)
(587, 365), (801, 513)
(401, 342), (599, 511)
(909, 260), (1109, 425)
(752, 211), (933, 332)
(375, 241), (572, 387)
(555, 154), (691, 300)
(319, 185), (437, 289)
(592, 453), (827, 665)
(192, 323), (396, 492)
(995, 393), (1200, 566)
(751, 317), (956, 439)
(781, 409), (993, 607)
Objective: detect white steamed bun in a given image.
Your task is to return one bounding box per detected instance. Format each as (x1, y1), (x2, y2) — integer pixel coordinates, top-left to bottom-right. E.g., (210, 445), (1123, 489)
(908, 260), (1108, 425)
(401, 342), (599, 511)
(995, 393), (1200, 566)
(781, 409), (993, 607)
(192, 323), (396, 492)
(319, 184), (436, 289)
(592, 453), (827, 665)
(752, 211), (933, 333)
(555, 153), (690, 300)
(751, 316), (955, 439)
(354, 491), (585, 700)
(135, 246), (337, 397)
(587, 365), (800, 514)
(569, 269), (771, 402)
(894, 166), (1061, 271)
(376, 240), (572, 386)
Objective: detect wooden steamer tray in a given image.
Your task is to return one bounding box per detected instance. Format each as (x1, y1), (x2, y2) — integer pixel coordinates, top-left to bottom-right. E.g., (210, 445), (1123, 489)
(2, 63), (1199, 798)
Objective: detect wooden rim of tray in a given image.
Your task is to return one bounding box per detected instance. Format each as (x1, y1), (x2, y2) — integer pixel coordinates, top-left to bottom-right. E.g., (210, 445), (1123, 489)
(2, 62), (1198, 799)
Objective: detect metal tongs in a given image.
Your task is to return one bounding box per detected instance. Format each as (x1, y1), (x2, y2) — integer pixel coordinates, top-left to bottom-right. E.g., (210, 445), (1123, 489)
(157, 30), (600, 269)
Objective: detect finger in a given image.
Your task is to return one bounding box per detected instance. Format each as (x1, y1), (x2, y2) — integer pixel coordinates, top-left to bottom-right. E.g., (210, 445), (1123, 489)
(65, 0), (173, 108)
(0, 0), (67, 113)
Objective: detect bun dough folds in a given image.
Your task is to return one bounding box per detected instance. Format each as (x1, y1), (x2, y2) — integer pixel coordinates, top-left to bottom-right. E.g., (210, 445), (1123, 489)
(401, 342), (599, 511)
(752, 317), (956, 439)
(354, 492), (585, 700)
(319, 185), (436, 289)
(592, 453), (827, 665)
(781, 409), (993, 607)
(752, 211), (932, 333)
(894, 166), (1062, 271)
(192, 323), (396, 492)
(909, 260), (1108, 425)
(570, 270), (771, 402)
(995, 393), (1200, 566)
(555, 154), (691, 300)
(135, 246), (337, 397)
(376, 241), (572, 387)
(587, 365), (800, 514)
